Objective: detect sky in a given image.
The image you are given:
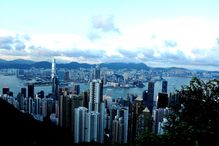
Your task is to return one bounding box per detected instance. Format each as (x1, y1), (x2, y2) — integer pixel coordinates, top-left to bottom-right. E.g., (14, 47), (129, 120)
(0, 0), (219, 71)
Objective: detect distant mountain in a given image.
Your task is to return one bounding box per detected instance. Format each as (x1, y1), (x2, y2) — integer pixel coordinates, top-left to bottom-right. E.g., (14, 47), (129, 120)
(0, 59), (151, 70)
(0, 59), (205, 72)
(8, 59), (35, 64)
(0, 59), (6, 63)
(32, 61), (51, 68)
(101, 62), (150, 70)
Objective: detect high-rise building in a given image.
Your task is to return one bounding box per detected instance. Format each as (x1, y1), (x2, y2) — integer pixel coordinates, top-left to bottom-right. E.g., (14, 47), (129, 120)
(157, 93), (168, 108)
(112, 115), (119, 143)
(162, 80), (168, 93)
(94, 64), (100, 79)
(147, 81), (155, 113)
(21, 87), (26, 98)
(73, 85), (80, 95)
(51, 58), (59, 100)
(136, 107), (152, 136)
(86, 111), (100, 142)
(34, 95), (42, 115)
(83, 91), (89, 108)
(74, 107), (88, 143)
(2, 87), (9, 95)
(70, 94), (84, 136)
(111, 107), (129, 143)
(37, 90), (44, 98)
(64, 70), (70, 82)
(42, 98), (48, 117)
(59, 93), (71, 128)
(89, 79), (103, 112)
(153, 108), (171, 134)
(28, 84), (34, 98)
(89, 79), (105, 143)
(99, 102), (105, 143)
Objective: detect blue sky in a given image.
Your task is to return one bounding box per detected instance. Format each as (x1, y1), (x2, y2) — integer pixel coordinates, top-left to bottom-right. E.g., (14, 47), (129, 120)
(0, 0), (219, 70)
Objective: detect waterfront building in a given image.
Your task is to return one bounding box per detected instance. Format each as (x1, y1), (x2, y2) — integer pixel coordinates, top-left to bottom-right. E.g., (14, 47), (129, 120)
(51, 58), (59, 100)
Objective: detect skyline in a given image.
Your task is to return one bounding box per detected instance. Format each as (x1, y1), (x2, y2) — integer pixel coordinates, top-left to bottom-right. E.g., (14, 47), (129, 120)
(0, 0), (219, 71)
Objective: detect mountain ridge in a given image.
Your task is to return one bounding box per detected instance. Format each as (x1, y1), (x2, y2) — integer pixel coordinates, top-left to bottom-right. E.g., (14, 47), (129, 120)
(0, 59), (208, 72)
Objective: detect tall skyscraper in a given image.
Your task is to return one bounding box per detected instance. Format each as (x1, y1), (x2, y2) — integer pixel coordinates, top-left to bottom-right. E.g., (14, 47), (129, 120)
(157, 93), (168, 108)
(64, 70), (70, 82)
(136, 107), (152, 137)
(162, 80), (168, 93)
(145, 81), (154, 113)
(88, 79), (105, 143)
(28, 84), (34, 98)
(51, 58), (59, 100)
(21, 87), (26, 98)
(94, 64), (100, 79)
(74, 107), (88, 143)
(153, 108), (171, 134)
(73, 85), (80, 95)
(89, 79), (103, 112)
(86, 111), (100, 142)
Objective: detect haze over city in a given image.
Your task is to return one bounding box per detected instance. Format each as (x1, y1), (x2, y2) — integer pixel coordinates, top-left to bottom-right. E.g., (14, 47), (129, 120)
(0, 0), (219, 71)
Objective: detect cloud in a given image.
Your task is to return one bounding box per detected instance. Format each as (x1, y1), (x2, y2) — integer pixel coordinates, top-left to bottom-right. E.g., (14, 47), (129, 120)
(92, 15), (120, 33)
(0, 36), (14, 50)
(0, 34), (28, 50)
(217, 38), (219, 45)
(64, 49), (106, 59)
(1, 17), (219, 70)
(164, 40), (177, 47)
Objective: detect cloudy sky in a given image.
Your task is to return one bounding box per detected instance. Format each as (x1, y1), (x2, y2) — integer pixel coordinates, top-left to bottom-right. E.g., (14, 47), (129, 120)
(0, 0), (219, 70)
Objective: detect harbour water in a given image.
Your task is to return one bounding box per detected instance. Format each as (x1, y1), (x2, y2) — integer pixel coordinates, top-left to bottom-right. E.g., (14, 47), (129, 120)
(0, 74), (193, 98)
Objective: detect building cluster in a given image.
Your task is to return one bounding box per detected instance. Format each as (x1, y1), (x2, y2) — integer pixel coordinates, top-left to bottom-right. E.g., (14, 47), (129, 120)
(0, 59), (181, 144)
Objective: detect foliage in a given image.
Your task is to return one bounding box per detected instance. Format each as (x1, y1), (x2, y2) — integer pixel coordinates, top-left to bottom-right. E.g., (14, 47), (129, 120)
(136, 77), (219, 146)
(164, 77), (219, 146)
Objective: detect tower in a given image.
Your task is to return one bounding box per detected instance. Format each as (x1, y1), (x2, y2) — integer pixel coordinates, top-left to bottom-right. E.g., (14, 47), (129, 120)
(146, 81), (154, 113)
(89, 79), (103, 112)
(162, 80), (168, 93)
(28, 84), (34, 98)
(157, 93), (168, 108)
(21, 87), (26, 98)
(51, 58), (59, 100)
(2, 87), (9, 95)
(74, 107), (88, 143)
(94, 64), (100, 79)
(88, 79), (105, 143)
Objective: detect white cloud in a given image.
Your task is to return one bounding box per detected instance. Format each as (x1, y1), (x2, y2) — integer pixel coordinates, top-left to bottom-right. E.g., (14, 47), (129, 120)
(0, 17), (219, 70)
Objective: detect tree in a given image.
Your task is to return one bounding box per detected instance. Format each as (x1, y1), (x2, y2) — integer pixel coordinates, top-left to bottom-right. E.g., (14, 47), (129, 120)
(164, 77), (219, 146)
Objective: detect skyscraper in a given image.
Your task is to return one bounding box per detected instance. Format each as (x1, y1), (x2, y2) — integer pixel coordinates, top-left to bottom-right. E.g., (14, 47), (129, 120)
(88, 79), (105, 143)
(2, 87), (9, 95)
(157, 93), (168, 108)
(74, 107), (88, 143)
(162, 80), (168, 93)
(73, 85), (80, 95)
(21, 87), (26, 98)
(28, 84), (34, 98)
(51, 58), (59, 100)
(89, 79), (103, 112)
(145, 81), (154, 113)
(94, 64), (100, 79)
(86, 111), (100, 142)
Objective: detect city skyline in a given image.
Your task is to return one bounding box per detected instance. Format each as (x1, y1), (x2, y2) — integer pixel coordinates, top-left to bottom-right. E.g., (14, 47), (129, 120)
(0, 0), (219, 71)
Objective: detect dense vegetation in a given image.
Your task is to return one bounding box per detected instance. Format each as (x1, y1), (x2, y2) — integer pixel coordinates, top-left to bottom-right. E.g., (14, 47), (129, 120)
(137, 77), (219, 146)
